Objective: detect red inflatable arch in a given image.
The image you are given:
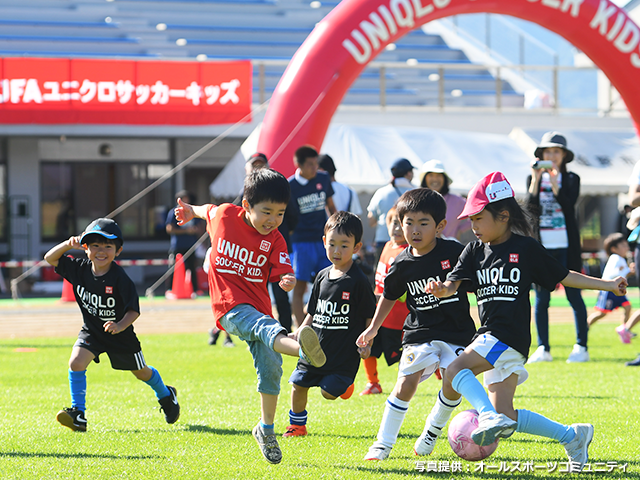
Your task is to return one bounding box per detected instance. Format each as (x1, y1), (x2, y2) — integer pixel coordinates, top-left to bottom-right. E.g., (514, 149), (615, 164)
(258, 0), (640, 177)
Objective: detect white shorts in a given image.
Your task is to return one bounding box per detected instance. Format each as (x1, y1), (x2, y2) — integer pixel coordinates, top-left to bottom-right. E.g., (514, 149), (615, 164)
(398, 341), (466, 384)
(467, 333), (529, 387)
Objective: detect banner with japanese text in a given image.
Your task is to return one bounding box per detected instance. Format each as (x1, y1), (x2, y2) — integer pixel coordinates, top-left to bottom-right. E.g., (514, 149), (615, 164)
(0, 58), (251, 125)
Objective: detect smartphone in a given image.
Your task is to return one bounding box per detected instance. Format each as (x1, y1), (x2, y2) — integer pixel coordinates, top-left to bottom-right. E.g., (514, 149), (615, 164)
(532, 160), (554, 169)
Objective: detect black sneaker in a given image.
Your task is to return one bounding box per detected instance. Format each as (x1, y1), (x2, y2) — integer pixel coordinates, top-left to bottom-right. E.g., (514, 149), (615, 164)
(625, 354), (640, 366)
(56, 407), (87, 432)
(209, 328), (220, 345)
(223, 337), (235, 348)
(252, 423), (282, 464)
(159, 386), (180, 424)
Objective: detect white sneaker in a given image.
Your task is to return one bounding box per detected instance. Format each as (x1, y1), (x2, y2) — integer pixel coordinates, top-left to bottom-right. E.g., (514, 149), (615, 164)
(563, 423), (594, 472)
(414, 425), (442, 456)
(527, 345), (552, 364)
(471, 411), (517, 447)
(566, 344), (589, 363)
(364, 444), (391, 461)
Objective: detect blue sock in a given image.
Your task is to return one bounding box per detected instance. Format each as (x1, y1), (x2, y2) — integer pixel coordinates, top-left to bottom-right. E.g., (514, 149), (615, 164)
(260, 421), (275, 435)
(69, 369), (86, 412)
(289, 409), (307, 426)
(451, 369), (495, 415)
(516, 409), (575, 443)
(143, 366), (170, 400)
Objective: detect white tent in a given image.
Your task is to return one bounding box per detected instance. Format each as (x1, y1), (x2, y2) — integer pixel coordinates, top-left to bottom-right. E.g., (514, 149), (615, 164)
(210, 124), (640, 198)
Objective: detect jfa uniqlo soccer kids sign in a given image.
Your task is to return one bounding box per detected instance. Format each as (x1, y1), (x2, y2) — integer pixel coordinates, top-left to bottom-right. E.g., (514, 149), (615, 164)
(0, 58), (251, 125)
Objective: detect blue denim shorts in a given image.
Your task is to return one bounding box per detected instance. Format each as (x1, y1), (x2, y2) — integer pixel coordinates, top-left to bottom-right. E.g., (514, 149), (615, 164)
(220, 304), (287, 396)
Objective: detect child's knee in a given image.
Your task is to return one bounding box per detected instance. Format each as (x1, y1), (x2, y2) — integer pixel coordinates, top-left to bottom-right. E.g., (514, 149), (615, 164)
(321, 389), (337, 400)
(132, 366), (152, 381)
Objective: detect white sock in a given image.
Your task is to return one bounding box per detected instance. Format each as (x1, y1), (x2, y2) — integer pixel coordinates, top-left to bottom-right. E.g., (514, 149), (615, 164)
(375, 395), (410, 448)
(424, 390), (462, 431)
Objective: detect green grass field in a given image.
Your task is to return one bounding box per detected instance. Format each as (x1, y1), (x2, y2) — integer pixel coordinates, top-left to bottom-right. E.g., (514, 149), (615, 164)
(1, 321), (639, 479)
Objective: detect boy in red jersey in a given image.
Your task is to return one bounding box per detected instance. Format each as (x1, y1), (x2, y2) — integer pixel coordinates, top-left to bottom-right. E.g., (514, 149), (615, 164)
(174, 168), (326, 465)
(360, 206), (409, 396)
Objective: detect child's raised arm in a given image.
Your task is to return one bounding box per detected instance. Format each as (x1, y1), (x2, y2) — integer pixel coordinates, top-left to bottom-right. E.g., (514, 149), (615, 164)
(174, 198), (209, 225)
(561, 271), (627, 296)
(425, 279), (461, 298)
(44, 236), (82, 267)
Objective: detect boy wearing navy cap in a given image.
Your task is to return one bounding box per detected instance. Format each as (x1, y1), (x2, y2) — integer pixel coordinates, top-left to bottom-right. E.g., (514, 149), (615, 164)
(44, 218), (180, 432)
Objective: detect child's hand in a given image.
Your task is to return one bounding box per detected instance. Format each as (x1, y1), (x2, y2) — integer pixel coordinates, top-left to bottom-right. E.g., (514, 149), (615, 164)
(356, 327), (376, 348)
(426, 280), (447, 297)
(175, 198), (195, 226)
(610, 276), (628, 296)
(103, 321), (123, 335)
(358, 343), (371, 359)
(68, 236), (82, 250)
(279, 273), (296, 292)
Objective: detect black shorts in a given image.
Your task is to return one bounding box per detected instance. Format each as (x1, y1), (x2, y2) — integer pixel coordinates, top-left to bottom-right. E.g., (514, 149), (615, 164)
(289, 369), (353, 398)
(370, 326), (403, 366)
(75, 330), (146, 371)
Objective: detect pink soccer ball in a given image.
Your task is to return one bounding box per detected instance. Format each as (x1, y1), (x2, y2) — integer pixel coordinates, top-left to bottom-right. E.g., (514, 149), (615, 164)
(448, 409), (499, 461)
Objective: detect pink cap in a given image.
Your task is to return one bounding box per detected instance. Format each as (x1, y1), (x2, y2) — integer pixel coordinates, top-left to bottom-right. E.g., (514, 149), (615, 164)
(458, 172), (514, 219)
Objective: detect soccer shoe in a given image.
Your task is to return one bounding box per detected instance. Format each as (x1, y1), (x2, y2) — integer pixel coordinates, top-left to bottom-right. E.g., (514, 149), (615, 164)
(282, 424), (307, 437)
(616, 325), (632, 344)
(414, 425), (442, 456)
(364, 444), (392, 461)
(566, 344), (590, 363)
(527, 345), (552, 363)
(252, 423), (283, 464)
(563, 423), (594, 472)
(159, 385), (180, 424)
(471, 411), (517, 447)
(56, 407), (87, 432)
(223, 337), (235, 347)
(208, 328), (220, 346)
(625, 353), (640, 366)
(359, 383), (382, 396)
(340, 383), (355, 400)
(297, 326), (326, 368)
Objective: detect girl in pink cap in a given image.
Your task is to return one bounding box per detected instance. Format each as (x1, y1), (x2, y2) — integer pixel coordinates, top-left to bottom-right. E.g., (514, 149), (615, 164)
(426, 171), (627, 472)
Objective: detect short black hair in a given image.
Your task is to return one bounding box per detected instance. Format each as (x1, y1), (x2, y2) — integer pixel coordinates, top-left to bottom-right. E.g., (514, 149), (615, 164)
(604, 232), (627, 256)
(318, 154), (336, 176)
(243, 168), (290, 207)
(324, 211), (363, 245)
(395, 188), (446, 225)
(82, 234), (122, 250)
(294, 145), (319, 166)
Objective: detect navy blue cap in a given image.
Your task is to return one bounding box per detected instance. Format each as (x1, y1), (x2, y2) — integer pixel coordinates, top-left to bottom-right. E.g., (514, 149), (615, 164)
(80, 218), (123, 245)
(390, 158), (415, 177)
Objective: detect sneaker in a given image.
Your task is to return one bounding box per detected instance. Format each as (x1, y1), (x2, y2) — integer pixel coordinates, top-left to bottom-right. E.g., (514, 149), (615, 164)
(566, 344), (590, 363)
(364, 444), (392, 461)
(297, 325), (326, 368)
(252, 423), (282, 464)
(340, 383), (355, 400)
(209, 328), (220, 346)
(158, 386), (180, 424)
(563, 423), (594, 472)
(282, 424), (307, 437)
(625, 353), (640, 366)
(616, 325), (632, 344)
(527, 345), (552, 363)
(630, 331), (637, 338)
(223, 337), (235, 347)
(414, 425), (442, 456)
(56, 407), (87, 432)
(359, 383), (383, 396)
(471, 411), (517, 447)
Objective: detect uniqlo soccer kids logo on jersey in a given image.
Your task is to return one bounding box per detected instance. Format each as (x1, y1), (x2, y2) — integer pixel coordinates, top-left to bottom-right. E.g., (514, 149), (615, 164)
(509, 254), (519, 263)
(279, 252), (291, 265)
(259, 240), (271, 252)
(441, 260), (451, 270)
(105, 286), (113, 294)
(342, 292), (350, 300)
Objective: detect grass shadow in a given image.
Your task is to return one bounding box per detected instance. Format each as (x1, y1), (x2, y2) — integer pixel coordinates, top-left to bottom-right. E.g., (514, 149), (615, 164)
(184, 424), (250, 436)
(0, 451), (157, 460)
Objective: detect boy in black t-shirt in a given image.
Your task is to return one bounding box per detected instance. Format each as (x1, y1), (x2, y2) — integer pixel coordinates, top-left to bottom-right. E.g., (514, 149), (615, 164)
(357, 188), (477, 461)
(44, 218), (180, 432)
(283, 212), (376, 437)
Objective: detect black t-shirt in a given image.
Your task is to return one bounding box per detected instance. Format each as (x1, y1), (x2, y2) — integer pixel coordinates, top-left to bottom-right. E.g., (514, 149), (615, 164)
(383, 238), (476, 347)
(298, 263), (376, 378)
(56, 255), (141, 353)
(448, 234), (569, 358)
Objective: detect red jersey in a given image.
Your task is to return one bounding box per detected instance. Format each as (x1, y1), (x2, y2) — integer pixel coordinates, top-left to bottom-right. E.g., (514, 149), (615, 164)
(375, 241), (409, 331)
(205, 204), (293, 327)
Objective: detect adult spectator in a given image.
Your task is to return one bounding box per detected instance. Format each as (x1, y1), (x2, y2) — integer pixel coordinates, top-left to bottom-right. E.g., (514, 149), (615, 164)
(525, 132), (589, 364)
(289, 145), (337, 329)
(318, 154), (363, 215)
(367, 158), (416, 262)
(417, 159), (470, 241)
(166, 190), (206, 295)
